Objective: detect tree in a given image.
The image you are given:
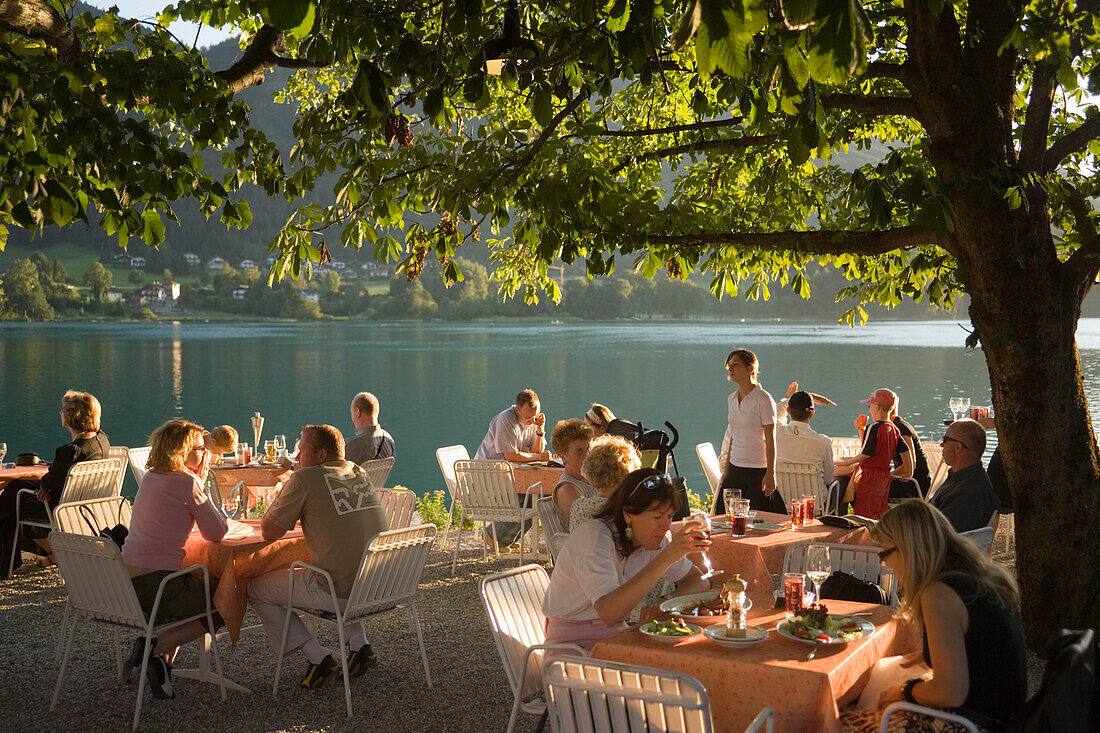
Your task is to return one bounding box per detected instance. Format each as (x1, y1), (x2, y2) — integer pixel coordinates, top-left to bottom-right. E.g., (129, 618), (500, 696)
(82, 261), (112, 300)
(4, 0), (1099, 645)
(128, 268), (145, 287)
(2, 258), (54, 319)
(50, 258), (70, 284)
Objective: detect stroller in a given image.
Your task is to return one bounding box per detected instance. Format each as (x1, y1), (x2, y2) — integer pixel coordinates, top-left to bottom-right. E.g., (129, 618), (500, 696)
(605, 419), (690, 519)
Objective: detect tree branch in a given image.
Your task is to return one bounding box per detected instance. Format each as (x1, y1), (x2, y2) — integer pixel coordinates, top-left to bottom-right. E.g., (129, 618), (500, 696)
(821, 93), (919, 119)
(1020, 63), (1056, 171)
(639, 225), (937, 257)
(864, 61), (909, 83)
(0, 0), (80, 63)
(1045, 113), (1100, 174)
(597, 118), (744, 137)
(1063, 183), (1100, 282)
(215, 25), (323, 94)
(610, 135), (779, 174)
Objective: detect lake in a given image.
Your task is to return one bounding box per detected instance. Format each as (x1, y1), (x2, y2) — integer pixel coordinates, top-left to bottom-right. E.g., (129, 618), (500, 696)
(5, 319), (1100, 499)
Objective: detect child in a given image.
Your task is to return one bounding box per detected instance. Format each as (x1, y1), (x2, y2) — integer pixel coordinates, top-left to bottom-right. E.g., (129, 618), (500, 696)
(835, 389), (912, 519)
(203, 425), (238, 462)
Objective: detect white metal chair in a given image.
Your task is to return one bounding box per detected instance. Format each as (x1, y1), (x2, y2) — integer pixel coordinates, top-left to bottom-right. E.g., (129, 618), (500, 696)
(480, 564), (586, 733)
(435, 444), (469, 541)
(358, 455), (395, 489)
(127, 446), (151, 488)
(49, 531), (225, 731)
(878, 702), (980, 733)
(923, 442), (949, 498)
(831, 436), (862, 458)
(451, 460), (539, 574)
(9, 456), (123, 576)
(272, 523), (436, 717)
(783, 541), (899, 605)
(695, 442), (722, 513)
(107, 446), (129, 494)
(376, 487), (416, 529)
(535, 492), (567, 563)
(775, 460), (832, 516)
(960, 526), (995, 554)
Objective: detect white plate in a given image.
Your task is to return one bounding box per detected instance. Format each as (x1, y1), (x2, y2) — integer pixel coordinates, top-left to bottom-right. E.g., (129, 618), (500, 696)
(703, 624), (769, 647)
(659, 592), (752, 621)
(775, 616), (875, 645)
(638, 621), (702, 642)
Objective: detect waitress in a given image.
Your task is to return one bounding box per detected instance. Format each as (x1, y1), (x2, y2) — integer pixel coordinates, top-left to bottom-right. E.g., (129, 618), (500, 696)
(716, 349), (782, 515)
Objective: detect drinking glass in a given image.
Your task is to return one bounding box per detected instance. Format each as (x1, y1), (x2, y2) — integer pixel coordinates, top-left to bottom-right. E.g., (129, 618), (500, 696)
(263, 440), (276, 461)
(689, 512), (720, 580)
(948, 396), (962, 421)
(0, 443), (6, 463)
(274, 434), (286, 456)
(803, 495), (816, 521)
(236, 443), (250, 466)
(722, 488), (741, 516)
(805, 544), (831, 606)
(959, 397), (971, 418)
(790, 498), (804, 530)
(784, 573), (805, 617)
(731, 499), (750, 537)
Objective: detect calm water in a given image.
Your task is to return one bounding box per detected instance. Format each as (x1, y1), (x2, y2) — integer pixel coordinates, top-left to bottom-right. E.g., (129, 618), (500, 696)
(5, 319), (1100, 499)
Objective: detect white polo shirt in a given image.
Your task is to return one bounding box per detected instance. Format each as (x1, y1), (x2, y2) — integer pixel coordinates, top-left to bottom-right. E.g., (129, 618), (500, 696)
(776, 420), (835, 490)
(720, 386), (776, 469)
(543, 520), (694, 621)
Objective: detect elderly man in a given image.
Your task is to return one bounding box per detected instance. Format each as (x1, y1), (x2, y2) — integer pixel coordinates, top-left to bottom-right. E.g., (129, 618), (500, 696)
(247, 425), (388, 688)
(929, 418), (999, 533)
(776, 390), (835, 494)
(475, 389), (550, 551)
(345, 391), (395, 466)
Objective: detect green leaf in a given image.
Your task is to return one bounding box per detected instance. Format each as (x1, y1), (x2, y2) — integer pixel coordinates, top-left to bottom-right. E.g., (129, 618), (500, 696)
(0, 222), (7, 251)
(606, 0), (631, 32)
(670, 0), (702, 50)
(141, 209), (166, 247)
(424, 87), (444, 120)
(531, 84), (553, 126)
(264, 0), (316, 34)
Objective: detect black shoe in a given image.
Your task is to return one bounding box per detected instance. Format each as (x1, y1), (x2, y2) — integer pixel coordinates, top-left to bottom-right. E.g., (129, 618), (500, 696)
(347, 644), (376, 678)
(146, 656), (175, 700)
(123, 636), (156, 683)
(300, 654), (339, 689)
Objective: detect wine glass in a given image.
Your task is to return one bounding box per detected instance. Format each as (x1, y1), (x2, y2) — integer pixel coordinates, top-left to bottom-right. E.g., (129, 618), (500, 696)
(805, 544), (831, 606)
(959, 396), (971, 419)
(948, 397), (962, 421)
(274, 434), (286, 457)
(689, 512), (720, 580)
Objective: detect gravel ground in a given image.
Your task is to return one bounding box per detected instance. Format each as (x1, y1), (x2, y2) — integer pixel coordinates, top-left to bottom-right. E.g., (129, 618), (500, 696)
(1, 524), (1041, 732)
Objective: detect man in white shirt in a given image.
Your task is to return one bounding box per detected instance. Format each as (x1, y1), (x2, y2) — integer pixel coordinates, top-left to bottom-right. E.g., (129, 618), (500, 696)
(776, 391), (835, 495)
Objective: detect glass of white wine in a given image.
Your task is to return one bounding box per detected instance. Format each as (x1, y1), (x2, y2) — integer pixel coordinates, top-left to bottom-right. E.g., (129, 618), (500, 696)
(689, 511), (720, 580)
(805, 544), (831, 607)
(959, 396), (971, 419)
(948, 396), (962, 421)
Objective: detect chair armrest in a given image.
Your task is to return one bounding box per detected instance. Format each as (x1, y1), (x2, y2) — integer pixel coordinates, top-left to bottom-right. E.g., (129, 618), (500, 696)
(148, 563), (211, 625)
(514, 642), (587, 696)
(287, 560), (341, 619)
(521, 482), (542, 508)
(880, 702), (980, 733)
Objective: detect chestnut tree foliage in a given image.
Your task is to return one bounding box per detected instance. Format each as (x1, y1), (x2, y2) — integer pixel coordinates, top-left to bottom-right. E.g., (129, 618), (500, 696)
(3, 0), (1100, 645)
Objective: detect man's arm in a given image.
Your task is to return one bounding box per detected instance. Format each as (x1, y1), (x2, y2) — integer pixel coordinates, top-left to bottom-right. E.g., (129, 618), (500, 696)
(261, 515), (289, 541)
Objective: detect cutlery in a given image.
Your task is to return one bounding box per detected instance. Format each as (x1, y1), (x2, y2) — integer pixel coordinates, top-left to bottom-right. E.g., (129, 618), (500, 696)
(805, 641), (821, 661)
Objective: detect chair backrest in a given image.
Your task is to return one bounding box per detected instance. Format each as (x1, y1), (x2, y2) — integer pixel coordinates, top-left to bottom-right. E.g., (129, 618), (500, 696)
(695, 442), (722, 495)
(922, 441), (944, 475)
(359, 456), (395, 489)
(57, 458), (125, 510)
(107, 446), (129, 494)
(48, 531), (148, 628)
(1020, 628), (1096, 732)
(959, 526), (995, 554)
(128, 446), (151, 488)
(830, 436), (862, 458)
(536, 495), (568, 561)
(543, 655), (714, 733)
(783, 541), (898, 603)
(436, 445), (470, 497)
(454, 460), (518, 517)
(344, 524), (436, 617)
(375, 487), (416, 529)
(774, 460), (825, 517)
(54, 496), (132, 536)
(480, 564), (551, 701)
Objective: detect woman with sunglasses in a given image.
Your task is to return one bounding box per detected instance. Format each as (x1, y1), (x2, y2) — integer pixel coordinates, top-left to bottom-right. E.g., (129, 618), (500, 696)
(543, 468), (713, 650)
(717, 349), (782, 515)
(842, 500), (1025, 732)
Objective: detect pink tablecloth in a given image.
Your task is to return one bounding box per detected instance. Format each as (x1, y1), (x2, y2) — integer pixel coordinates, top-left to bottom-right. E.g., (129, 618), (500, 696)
(182, 518), (308, 645)
(511, 464), (564, 495)
(593, 594), (920, 733)
(0, 465), (49, 490)
(708, 512), (875, 594)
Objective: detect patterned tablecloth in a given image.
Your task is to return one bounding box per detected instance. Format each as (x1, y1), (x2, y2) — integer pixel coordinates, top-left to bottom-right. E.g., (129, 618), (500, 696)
(592, 594), (920, 733)
(510, 463), (564, 495)
(707, 512), (875, 594)
(0, 464), (49, 490)
(182, 518), (308, 646)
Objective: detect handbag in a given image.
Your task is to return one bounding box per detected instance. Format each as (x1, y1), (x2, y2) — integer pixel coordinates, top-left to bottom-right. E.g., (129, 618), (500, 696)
(78, 502), (128, 549)
(818, 514), (862, 529)
(819, 570), (888, 605)
(15, 453), (44, 466)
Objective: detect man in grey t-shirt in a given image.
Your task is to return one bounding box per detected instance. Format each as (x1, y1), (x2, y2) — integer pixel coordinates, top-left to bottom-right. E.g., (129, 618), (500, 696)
(344, 391), (395, 465)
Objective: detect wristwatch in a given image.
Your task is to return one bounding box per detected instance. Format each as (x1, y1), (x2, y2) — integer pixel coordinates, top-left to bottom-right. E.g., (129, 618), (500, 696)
(903, 678), (922, 704)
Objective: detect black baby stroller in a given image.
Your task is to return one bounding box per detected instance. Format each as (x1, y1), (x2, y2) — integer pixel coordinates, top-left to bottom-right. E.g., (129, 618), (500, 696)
(605, 419), (690, 518)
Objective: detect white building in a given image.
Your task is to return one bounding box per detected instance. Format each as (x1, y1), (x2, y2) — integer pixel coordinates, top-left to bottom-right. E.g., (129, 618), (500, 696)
(207, 257), (227, 270)
(183, 253), (201, 266)
(129, 256), (146, 268)
(232, 287), (248, 300)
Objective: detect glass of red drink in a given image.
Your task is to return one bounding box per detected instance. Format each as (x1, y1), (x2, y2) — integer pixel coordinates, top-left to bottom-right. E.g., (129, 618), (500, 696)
(791, 498), (803, 529)
(784, 573), (805, 616)
(731, 499), (749, 536)
(803, 495), (815, 522)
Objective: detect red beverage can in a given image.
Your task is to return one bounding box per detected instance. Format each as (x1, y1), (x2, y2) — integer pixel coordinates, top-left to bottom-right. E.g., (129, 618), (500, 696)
(784, 574), (804, 616)
(803, 496), (815, 521)
(791, 499), (803, 528)
(732, 515), (746, 536)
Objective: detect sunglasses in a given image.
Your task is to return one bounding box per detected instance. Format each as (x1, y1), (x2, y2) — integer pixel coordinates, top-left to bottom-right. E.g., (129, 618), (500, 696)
(941, 435), (968, 450)
(878, 546), (897, 562)
(628, 473), (673, 500)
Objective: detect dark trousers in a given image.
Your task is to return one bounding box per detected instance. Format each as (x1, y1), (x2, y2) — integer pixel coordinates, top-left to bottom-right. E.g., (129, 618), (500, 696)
(718, 466), (786, 515)
(0, 479), (50, 579)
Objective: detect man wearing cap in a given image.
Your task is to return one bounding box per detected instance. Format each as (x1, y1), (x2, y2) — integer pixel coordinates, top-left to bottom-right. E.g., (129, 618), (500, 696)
(835, 388), (912, 519)
(930, 418), (999, 532)
(775, 391), (835, 497)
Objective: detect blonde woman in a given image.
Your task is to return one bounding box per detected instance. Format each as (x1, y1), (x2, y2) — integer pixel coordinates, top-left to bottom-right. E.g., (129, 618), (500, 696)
(0, 390), (110, 578)
(121, 420), (228, 700)
(550, 419), (596, 525)
(842, 500), (1026, 732)
(569, 435), (641, 533)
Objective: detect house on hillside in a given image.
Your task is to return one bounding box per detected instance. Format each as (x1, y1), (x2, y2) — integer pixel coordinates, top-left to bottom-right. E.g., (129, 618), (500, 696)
(332, 261), (346, 270)
(141, 281), (180, 305)
(129, 256), (146, 268)
(232, 286), (248, 300)
(240, 259), (255, 269)
(207, 257), (226, 270)
(342, 268), (359, 280)
(301, 290), (320, 303)
(105, 287), (124, 303)
(183, 253), (201, 267)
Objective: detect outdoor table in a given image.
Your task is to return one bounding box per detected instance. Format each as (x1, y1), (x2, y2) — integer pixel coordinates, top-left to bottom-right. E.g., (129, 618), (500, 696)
(708, 512), (875, 594)
(510, 462), (564, 495)
(592, 593), (920, 733)
(210, 462), (293, 505)
(182, 517), (308, 647)
(0, 464), (49, 490)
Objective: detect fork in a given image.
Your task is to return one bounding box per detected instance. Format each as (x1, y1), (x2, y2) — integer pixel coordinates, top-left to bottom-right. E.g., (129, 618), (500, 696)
(805, 642), (822, 661)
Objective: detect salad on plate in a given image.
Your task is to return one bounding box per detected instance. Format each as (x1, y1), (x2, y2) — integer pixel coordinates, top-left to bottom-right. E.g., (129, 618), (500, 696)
(779, 605), (871, 643)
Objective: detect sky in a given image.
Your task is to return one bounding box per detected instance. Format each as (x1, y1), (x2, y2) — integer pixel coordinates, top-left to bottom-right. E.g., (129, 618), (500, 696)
(85, 0), (237, 48)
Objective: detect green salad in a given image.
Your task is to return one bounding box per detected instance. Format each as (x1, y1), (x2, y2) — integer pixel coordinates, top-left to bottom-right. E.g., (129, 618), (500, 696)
(785, 605), (865, 642)
(641, 619), (695, 637)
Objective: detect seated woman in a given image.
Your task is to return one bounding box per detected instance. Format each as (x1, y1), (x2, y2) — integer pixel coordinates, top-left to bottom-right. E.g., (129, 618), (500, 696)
(569, 435), (641, 533)
(0, 390), (110, 578)
(842, 500), (1026, 732)
(121, 420), (229, 700)
(549, 419), (596, 526)
(543, 468), (713, 650)
(584, 403), (615, 438)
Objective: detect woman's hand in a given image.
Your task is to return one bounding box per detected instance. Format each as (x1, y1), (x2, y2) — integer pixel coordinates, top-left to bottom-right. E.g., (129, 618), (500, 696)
(878, 684), (906, 706)
(663, 519), (710, 562)
(761, 470), (777, 496)
(35, 488), (50, 504)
